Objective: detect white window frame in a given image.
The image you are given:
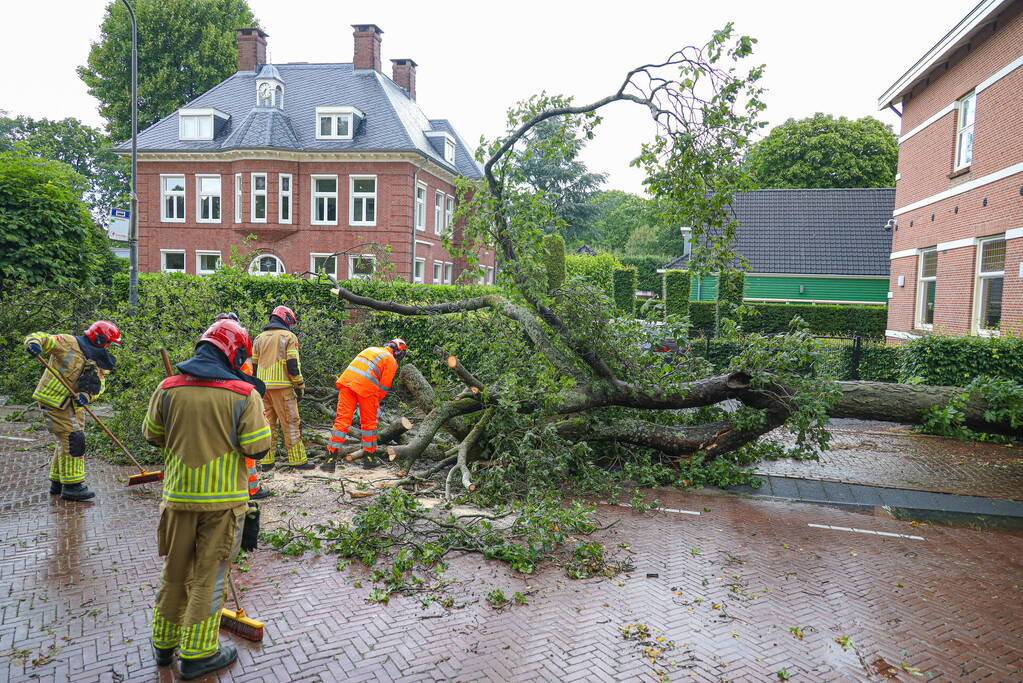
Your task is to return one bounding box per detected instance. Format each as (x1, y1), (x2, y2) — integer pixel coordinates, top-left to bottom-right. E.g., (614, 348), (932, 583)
(249, 254), (285, 277)
(916, 248), (937, 331)
(311, 175), (339, 225)
(348, 254), (376, 280)
(415, 183), (427, 231)
(487, 266), (495, 285)
(278, 173), (292, 224)
(234, 173), (242, 223)
(974, 235), (1004, 335)
(443, 262), (453, 285)
(160, 249), (186, 273)
(250, 173), (267, 223)
(954, 91), (976, 171)
(178, 114), (213, 141)
(160, 174), (186, 223)
(433, 191), (444, 235)
(195, 174), (221, 224)
(432, 261), (442, 284)
(315, 106), (361, 140)
(413, 257), (426, 284)
(196, 250), (221, 276)
(350, 175), (377, 226)
(309, 253), (337, 278)
(445, 195), (455, 234)
(443, 138), (455, 163)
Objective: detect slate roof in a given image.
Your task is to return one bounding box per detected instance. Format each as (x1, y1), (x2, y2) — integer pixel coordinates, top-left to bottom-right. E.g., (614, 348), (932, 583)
(119, 63), (483, 178)
(663, 188), (895, 276)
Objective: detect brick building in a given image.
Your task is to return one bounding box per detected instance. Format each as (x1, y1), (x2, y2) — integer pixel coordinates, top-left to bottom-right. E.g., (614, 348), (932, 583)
(119, 24), (495, 285)
(879, 0), (1023, 342)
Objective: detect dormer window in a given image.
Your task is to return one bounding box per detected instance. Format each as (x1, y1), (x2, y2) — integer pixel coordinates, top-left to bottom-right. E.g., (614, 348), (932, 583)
(443, 138), (455, 163)
(425, 131), (457, 165)
(178, 108), (228, 141)
(316, 106), (362, 140)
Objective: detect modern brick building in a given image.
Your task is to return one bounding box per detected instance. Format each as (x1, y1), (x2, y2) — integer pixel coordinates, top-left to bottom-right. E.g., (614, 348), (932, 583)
(879, 0), (1023, 342)
(120, 24), (495, 285)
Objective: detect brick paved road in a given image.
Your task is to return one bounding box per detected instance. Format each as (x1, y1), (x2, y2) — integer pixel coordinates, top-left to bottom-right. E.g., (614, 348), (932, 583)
(756, 419), (1023, 500)
(2, 415), (1023, 681)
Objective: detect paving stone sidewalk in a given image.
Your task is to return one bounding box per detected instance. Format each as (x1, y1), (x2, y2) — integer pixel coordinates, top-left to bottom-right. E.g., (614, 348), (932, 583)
(754, 419), (1023, 500)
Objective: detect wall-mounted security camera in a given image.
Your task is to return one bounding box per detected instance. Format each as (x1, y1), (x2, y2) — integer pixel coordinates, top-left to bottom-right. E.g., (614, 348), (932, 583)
(883, 218), (898, 232)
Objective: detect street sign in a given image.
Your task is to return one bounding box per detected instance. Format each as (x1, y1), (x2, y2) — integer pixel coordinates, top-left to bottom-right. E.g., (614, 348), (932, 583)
(108, 208), (130, 241)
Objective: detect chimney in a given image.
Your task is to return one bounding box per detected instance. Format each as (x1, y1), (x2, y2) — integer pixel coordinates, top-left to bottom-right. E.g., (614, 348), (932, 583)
(352, 24), (383, 72)
(236, 27), (268, 72)
(391, 59), (418, 100)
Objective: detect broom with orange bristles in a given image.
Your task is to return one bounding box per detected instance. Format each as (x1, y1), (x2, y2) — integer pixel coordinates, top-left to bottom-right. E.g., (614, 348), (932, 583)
(34, 354), (162, 486)
(159, 348), (266, 642)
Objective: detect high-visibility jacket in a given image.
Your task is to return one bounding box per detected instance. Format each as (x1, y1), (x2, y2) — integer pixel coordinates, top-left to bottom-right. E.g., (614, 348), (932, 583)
(337, 347), (397, 399)
(24, 333), (106, 408)
(143, 375), (271, 511)
(252, 328), (303, 390)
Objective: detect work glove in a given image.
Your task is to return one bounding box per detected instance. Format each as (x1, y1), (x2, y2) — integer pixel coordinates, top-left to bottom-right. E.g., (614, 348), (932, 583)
(240, 502), (260, 551)
(75, 393), (91, 406)
(27, 342), (42, 357)
(293, 384), (304, 401)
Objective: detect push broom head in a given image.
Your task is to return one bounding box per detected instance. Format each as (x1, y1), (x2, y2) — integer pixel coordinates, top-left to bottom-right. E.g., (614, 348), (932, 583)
(127, 470), (164, 486)
(220, 608), (264, 642)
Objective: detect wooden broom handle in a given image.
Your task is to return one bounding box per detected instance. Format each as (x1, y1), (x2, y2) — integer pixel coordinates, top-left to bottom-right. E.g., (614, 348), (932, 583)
(159, 348), (174, 378)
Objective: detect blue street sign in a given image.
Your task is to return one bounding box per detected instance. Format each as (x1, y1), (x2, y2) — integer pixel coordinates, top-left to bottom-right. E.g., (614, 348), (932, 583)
(111, 208), (130, 219)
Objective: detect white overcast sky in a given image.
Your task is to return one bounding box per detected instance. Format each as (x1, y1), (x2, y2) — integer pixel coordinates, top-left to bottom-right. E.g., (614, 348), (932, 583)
(2, 0), (975, 193)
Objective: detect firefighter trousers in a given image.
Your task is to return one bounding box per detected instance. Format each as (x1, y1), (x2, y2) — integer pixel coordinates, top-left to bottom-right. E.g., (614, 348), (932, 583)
(42, 402), (86, 485)
(151, 503), (245, 659)
(260, 387), (306, 465)
(331, 385), (380, 453)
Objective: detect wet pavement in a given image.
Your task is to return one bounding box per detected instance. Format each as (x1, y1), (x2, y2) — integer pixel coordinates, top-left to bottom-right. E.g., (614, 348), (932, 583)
(2, 413), (1023, 681)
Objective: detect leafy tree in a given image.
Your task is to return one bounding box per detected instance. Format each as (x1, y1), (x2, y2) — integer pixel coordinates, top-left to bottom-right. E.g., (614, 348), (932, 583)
(78, 0), (260, 142)
(0, 113), (128, 222)
(0, 153), (117, 287)
(746, 113), (897, 188)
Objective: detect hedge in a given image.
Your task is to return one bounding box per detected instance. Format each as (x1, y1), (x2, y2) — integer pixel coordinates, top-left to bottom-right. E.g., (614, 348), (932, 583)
(613, 267), (637, 315)
(717, 269), (745, 329)
(616, 255), (670, 292)
(688, 301), (887, 338)
(565, 253), (620, 297)
(542, 233), (566, 293)
(662, 270), (691, 320)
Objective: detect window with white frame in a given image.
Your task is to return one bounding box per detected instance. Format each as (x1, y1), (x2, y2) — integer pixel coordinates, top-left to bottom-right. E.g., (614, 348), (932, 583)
(161, 175), (185, 222)
(161, 250), (186, 273)
(315, 107), (356, 140)
(196, 251), (221, 275)
(916, 248), (937, 329)
(443, 138), (455, 163)
(487, 266), (495, 285)
(414, 257), (426, 283)
(179, 114), (213, 140)
(432, 261), (442, 284)
(279, 174), (292, 224)
(955, 91), (976, 170)
(415, 184), (426, 231)
(234, 173), (242, 222)
(251, 173), (267, 222)
(445, 196), (454, 233)
(443, 262), (453, 285)
(976, 236), (1004, 332)
(196, 175), (221, 223)
(249, 254), (285, 276)
(350, 176), (376, 226)
(434, 191), (444, 235)
(310, 253), (336, 277)
(312, 176), (338, 225)
(348, 254), (376, 280)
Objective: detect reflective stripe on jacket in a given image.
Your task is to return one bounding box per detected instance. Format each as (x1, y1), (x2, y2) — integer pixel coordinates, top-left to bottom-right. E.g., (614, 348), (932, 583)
(24, 333), (104, 408)
(337, 347), (397, 399)
(252, 329), (303, 389)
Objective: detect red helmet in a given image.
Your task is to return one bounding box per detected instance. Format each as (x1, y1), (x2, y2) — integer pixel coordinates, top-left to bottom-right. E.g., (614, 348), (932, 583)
(84, 321), (121, 348)
(200, 320), (252, 370)
(385, 338), (407, 361)
(271, 305), (298, 326)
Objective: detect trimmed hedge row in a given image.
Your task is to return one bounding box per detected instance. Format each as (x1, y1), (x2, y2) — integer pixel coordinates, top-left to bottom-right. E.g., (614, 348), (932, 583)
(689, 301), (887, 338)
(613, 268), (637, 315)
(663, 270), (691, 319)
(616, 255), (669, 292)
(542, 233), (566, 293)
(565, 253), (620, 296)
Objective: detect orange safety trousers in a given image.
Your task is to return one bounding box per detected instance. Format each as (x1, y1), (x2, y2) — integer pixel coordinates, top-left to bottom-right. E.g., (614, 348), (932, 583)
(329, 385), (380, 453)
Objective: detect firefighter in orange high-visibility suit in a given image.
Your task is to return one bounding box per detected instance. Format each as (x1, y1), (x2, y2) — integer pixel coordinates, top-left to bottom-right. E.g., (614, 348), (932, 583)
(327, 339), (406, 468)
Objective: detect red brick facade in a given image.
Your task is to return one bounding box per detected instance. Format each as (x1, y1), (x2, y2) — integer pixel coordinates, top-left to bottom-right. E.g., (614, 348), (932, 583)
(884, 0), (1023, 342)
(136, 157), (495, 284)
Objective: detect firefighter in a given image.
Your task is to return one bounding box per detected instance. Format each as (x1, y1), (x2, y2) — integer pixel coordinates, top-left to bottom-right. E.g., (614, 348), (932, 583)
(24, 321), (120, 502)
(143, 319), (271, 679)
(327, 339), (406, 468)
(251, 306), (311, 470)
(215, 313), (268, 500)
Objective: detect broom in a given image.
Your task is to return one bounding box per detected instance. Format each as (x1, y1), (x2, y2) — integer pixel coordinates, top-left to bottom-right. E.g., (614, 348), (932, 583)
(158, 349), (265, 642)
(34, 354), (163, 486)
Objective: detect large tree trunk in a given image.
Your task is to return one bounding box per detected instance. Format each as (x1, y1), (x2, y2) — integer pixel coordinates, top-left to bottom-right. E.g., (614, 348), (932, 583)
(833, 381), (1020, 437)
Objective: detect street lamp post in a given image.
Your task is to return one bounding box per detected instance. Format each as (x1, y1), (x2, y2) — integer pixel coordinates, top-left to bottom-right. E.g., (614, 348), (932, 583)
(122, 0), (139, 311)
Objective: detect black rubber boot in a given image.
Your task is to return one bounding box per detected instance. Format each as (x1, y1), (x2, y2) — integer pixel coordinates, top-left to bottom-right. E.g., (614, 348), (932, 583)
(289, 461), (316, 470)
(49, 479), (62, 495)
(250, 487), (272, 500)
(179, 644), (237, 680)
(60, 483), (96, 502)
(153, 646), (175, 667)
(360, 455), (377, 470)
(259, 462), (274, 472)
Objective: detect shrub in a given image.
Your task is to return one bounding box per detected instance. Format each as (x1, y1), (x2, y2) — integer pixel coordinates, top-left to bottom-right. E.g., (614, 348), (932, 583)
(542, 233), (566, 293)
(687, 300), (887, 338)
(565, 252), (621, 297)
(616, 255), (670, 292)
(662, 270), (691, 321)
(612, 268), (637, 315)
(717, 268), (745, 328)
(899, 335), (1023, 385)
